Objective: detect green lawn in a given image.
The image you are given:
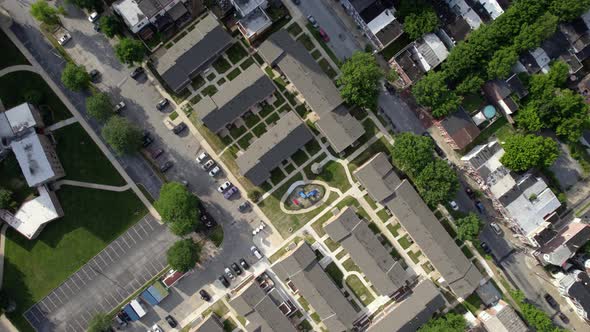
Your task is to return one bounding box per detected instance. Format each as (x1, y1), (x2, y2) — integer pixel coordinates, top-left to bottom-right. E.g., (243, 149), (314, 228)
(227, 67), (242, 81)
(0, 29), (30, 69)
(284, 163), (295, 174)
(259, 104), (274, 118)
(297, 34), (315, 51)
(311, 50), (321, 60)
(464, 293), (484, 314)
(0, 71), (71, 125)
(3, 187), (146, 332)
(377, 208), (390, 222)
(398, 235), (412, 249)
(190, 75), (205, 90)
(243, 112), (261, 128)
(239, 57), (255, 70)
(229, 125), (247, 140)
(252, 123), (267, 137)
(318, 58), (338, 79)
(287, 22), (303, 37)
(408, 250), (423, 264)
(306, 160), (351, 192)
(386, 223), (401, 237)
(345, 275), (375, 306)
(364, 194), (378, 210)
(226, 43), (248, 64)
(348, 137), (393, 174)
(265, 112), (280, 125)
(324, 237), (340, 252)
(223, 318), (238, 332)
(295, 104), (309, 117)
(342, 258), (360, 272)
(53, 124), (126, 186)
(291, 149), (310, 166)
(380, 33), (411, 61)
(462, 93), (485, 113)
(237, 132), (253, 150)
(202, 85), (218, 97)
(270, 167), (286, 185)
(217, 78), (226, 86)
(212, 56), (231, 73)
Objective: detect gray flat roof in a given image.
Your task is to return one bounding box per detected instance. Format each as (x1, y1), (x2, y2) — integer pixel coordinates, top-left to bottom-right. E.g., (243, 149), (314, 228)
(355, 154), (483, 299)
(324, 207), (411, 295)
(236, 112), (313, 185)
(229, 282), (296, 332)
(197, 66), (276, 132)
(193, 314), (224, 332)
(273, 243), (358, 331)
(368, 280), (446, 332)
(154, 15), (233, 92)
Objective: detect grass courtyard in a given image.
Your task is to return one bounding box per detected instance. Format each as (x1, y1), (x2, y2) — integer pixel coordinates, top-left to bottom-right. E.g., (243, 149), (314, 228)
(0, 29), (29, 69)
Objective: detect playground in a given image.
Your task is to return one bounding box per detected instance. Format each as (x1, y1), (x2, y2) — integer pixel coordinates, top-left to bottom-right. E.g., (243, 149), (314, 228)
(284, 184), (326, 211)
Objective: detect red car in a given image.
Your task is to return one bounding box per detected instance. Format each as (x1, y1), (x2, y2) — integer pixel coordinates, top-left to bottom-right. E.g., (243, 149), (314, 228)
(319, 28), (330, 42)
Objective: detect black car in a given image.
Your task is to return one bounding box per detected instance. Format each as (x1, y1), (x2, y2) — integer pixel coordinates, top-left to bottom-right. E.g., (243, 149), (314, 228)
(465, 187), (475, 199)
(89, 69), (100, 82)
(130, 67), (144, 79)
(199, 289), (211, 301)
(142, 132), (153, 147)
(238, 201), (251, 212)
(544, 294), (559, 309)
(173, 122), (187, 134)
(156, 98), (169, 111)
(231, 263), (243, 275)
(165, 315), (178, 328)
(480, 242), (492, 254)
(239, 258), (250, 270)
(160, 161), (173, 172)
(93, 23), (100, 31)
(218, 275), (230, 288)
(200, 212), (216, 228)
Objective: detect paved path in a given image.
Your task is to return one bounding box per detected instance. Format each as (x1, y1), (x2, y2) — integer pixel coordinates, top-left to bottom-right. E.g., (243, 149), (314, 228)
(54, 179), (131, 192)
(0, 64), (36, 77)
(46, 117), (78, 131)
(0, 223), (7, 290)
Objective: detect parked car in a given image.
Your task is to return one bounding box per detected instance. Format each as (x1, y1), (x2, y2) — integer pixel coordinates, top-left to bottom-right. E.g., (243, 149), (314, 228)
(480, 242), (492, 254)
(251, 246), (263, 260)
(490, 222), (502, 235)
(149, 148), (163, 159)
(200, 212), (216, 228)
(160, 161), (173, 172)
(142, 132), (153, 147)
(156, 98), (169, 111)
(93, 23), (100, 32)
(165, 315), (178, 328)
(218, 181), (232, 192)
(89, 69), (100, 82)
(465, 187), (475, 199)
(202, 159), (215, 171)
(196, 151), (209, 163)
(239, 258), (250, 270)
(151, 324), (163, 332)
(208, 165), (221, 177)
(130, 66), (144, 79)
(449, 201), (459, 211)
(88, 11), (100, 22)
(173, 122), (187, 134)
(114, 101), (126, 113)
(223, 186), (238, 199)
(319, 28), (330, 42)
(475, 200), (485, 214)
(238, 201), (250, 212)
(558, 312), (569, 324)
(544, 294), (559, 309)
(231, 263), (242, 275)
(58, 33), (71, 46)
(218, 275), (230, 288)
(199, 289), (211, 301)
(224, 267), (235, 280)
(307, 15), (319, 29)
(181, 180), (189, 187)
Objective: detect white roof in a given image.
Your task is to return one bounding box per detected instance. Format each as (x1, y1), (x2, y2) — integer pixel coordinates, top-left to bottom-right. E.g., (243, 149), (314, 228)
(446, 0), (483, 29)
(424, 33), (449, 62)
(113, 0), (147, 31)
(237, 7), (272, 38)
(10, 186), (60, 239)
(4, 103), (39, 133)
(130, 299), (147, 317)
(10, 134), (57, 187)
(478, 0), (504, 19)
(582, 9), (590, 29)
(505, 180), (561, 236)
(367, 9), (397, 35)
(472, 112), (486, 126)
(231, 0), (266, 16)
(531, 48), (550, 73)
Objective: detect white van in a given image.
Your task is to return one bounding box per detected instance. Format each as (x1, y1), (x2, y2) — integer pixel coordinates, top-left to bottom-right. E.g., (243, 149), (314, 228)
(251, 246), (263, 260)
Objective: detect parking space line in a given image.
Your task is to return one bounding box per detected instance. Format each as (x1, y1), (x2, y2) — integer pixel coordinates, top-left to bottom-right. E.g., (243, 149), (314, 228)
(63, 281), (76, 294)
(125, 232), (137, 245)
(145, 218), (155, 230)
(25, 310), (41, 323)
(38, 300), (51, 313)
(90, 259), (102, 273)
(103, 249), (115, 263)
(67, 324), (77, 332)
(98, 253), (110, 266)
(73, 273), (86, 287)
(55, 289), (68, 303)
(73, 318), (85, 331)
(46, 294), (59, 308)
(83, 266), (95, 278)
(132, 227), (144, 240)
(114, 240), (126, 253)
(108, 246), (121, 259)
(138, 222), (150, 236)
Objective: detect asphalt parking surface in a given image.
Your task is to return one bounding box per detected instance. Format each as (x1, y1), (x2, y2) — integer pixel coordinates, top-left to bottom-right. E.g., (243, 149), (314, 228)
(24, 216), (176, 332)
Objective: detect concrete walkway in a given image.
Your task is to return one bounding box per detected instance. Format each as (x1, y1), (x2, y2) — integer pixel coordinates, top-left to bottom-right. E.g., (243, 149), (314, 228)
(0, 223), (7, 290)
(54, 179), (131, 192)
(46, 117), (78, 131)
(0, 64), (36, 77)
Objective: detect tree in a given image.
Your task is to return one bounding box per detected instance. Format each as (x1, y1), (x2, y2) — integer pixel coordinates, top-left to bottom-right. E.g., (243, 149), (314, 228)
(61, 63), (90, 91)
(114, 38), (145, 66)
(516, 104), (544, 132)
(30, 0), (61, 26)
(67, 0), (101, 10)
(487, 47), (518, 79)
(386, 68), (399, 83)
(154, 182), (199, 236)
(99, 15), (122, 38)
(550, 0), (590, 22)
(500, 134), (559, 171)
(456, 75), (484, 95)
(513, 13), (558, 52)
(552, 89), (590, 142)
(419, 312), (466, 332)
(403, 8), (438, 40)
(338, 52), (383, 111)
(86, 92), (112, 122)
(456, 213), (482, 242)
(414, 159), (459, 206)
(101, 116), (142, 155)
(510, 290), (565, 332)
(412, 71), (460, 118)
(0, 188), (13, 209)
(392, 133), (434, 178)
(167, 239), (201, 272)
(87, 313), (111, 332)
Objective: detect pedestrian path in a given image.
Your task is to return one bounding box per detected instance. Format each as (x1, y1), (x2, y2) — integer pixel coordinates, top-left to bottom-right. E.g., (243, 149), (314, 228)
(54, 179), (131, 192)
(0, 223), (8, 290)
(0, 64), (37, 77)
(46, 117), (77, 131)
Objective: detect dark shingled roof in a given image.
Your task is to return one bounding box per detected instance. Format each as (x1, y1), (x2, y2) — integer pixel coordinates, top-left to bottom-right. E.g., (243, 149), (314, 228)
(193, 314), (224, 332)
(236, 112), (313, 185)
(439, 108), (481, 150)
(567, 272), (590, 315)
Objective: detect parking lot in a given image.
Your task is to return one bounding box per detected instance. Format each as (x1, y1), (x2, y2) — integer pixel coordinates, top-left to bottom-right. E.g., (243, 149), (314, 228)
(24, 215), (176, 332)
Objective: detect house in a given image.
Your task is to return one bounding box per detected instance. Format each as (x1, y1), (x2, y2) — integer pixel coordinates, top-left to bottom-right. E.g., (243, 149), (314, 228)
(324, 207), (415, 296)
(258, 30), (365, 153)
(229, 279), (297, 332)
(273, 242), (360, 331)
(113, 0), (193, 36)
(390, 33), (450, 86)
(483, 80), (519, 118)
(445, 0), (484, 29)
(432, 1), (472, 45)
(435, 107), (480, 150)
(560, 11), (590, 61)
(341, 0), (404, 50)
(516, 30), (583, 76)
(190, 314), (224, 332)
(231, 0), (272, 42)
(478, 300), (529, 332)
(367, 279), (446, 332)
(0, 102), (44, 137)
(537, 219), (590, 267)
(151, 15), (233, 93)
(10, 132), (65, 187)
(461, 140), (561, 246)
(354, 153), (483, 299)
(236, 112), (313, 185)
(196, 66), (276, 132)
(558, 270), (590, 322)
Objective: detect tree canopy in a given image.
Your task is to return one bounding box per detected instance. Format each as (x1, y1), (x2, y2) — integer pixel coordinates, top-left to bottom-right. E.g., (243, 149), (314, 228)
(415, 159), (459, 206)
(419, 313), (466, 332)
(487, 47), (519, 79)
(549, 0), (590, 22)
(338, 52), (383, 111)
(412, 71), (460, 118)
(167, 239), (201, 272)
(392, 133), (434, 178)
(500, 134), (559, 171)
(403, 8), (438, 40)
(30, 0), (60, 26)
(86, 92), (112, 122)
(510, 290), (565, 332)
(87, 313), (111, 332)
(456, 213), (482, 242)
(100, 116), (142, 155)
(99, 15), (122, 38)
(154, 182), (200, 236)
(114, 38), (145, 65)
(0, 188), (13, 210)
(61, 63), (90, 91)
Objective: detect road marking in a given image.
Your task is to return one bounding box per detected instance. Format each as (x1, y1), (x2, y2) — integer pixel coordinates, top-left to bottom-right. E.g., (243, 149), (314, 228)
(64, 281), (76, 294)
(45, 294), (58, 308)
(116, 76), (128, 88)
(126, 232), (137, 245)
(103, 249), (115, 262)
(132, 227), (144, 240)
(39, 300), (52, 313)
(115, 240), (126, 253)
(73, 273), (85, 287)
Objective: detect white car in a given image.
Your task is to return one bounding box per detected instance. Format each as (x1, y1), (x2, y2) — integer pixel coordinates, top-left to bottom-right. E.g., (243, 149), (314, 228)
(251, 246), (263, 260)
(218, 181), (232, 192)
(224, 267), (235, 280)
(449, 201), (459, 211)
(88, 11), (99, 22)
(150, 324), (163, 332)
(208, 165), (221, 177)
(114, 101), (126, 113)
(202, 159), (215, 170)
(490, 222), (502, 235)
(57, 33), (71, 46)
(196, 152), (208, 163)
